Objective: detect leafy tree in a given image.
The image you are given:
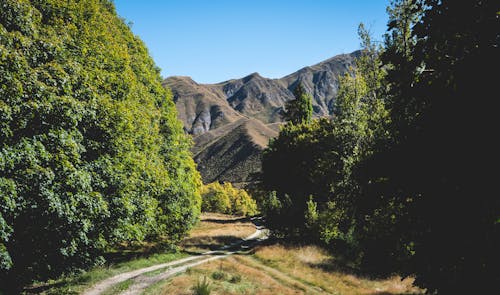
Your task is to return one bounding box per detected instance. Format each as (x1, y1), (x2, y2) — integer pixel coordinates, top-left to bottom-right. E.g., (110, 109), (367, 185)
(283, 83), (313, 124)
(263, 1), (499, 293)
(201, 182), (257, 216)
(369, 0), (500, 292)
(0, 0), (201, 289)
(262, 119), (337, 237)
(261, 25), (388, 247)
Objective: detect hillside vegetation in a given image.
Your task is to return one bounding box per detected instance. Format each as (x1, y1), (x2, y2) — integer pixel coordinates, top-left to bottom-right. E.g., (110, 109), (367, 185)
(0, 0), (201, 291)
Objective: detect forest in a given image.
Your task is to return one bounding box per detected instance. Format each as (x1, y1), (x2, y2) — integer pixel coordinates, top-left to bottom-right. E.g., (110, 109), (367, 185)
(0, 0), (498, 294)
(261, 0), (499, 293)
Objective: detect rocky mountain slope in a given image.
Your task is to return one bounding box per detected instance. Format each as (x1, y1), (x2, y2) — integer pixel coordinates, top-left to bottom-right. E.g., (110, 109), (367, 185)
(163, 51), (358, 185)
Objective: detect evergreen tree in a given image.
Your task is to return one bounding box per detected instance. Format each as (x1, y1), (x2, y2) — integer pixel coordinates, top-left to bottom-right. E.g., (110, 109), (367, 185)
(282, 83), (313, 124)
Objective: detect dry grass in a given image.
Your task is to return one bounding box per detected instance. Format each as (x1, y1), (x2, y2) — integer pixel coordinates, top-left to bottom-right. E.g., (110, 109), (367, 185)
(144, 214), (423, 295)
(254, 244), (424, 295)
(153, 257), (304, 295)
(180, 213), (256, 253)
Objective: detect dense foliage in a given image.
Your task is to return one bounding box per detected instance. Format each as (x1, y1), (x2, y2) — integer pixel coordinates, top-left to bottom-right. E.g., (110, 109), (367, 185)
(0, 0), (201, 289)
(261, 0), (499, 293)
(282, 83), (313, 125)
(262, 23), (387, 242)
(201, 182), (257, 216)
(367, 0), (499, 292)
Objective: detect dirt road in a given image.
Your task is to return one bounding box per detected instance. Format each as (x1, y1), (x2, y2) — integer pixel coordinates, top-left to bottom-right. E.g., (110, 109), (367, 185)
(83, 217), (267, 295)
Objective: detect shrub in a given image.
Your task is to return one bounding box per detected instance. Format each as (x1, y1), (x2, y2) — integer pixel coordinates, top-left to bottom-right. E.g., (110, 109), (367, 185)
(229, 274), (242, 283)
(201, 182), (258, 216)
(211, 270), (226, 280)
(192, 276), (211, 295)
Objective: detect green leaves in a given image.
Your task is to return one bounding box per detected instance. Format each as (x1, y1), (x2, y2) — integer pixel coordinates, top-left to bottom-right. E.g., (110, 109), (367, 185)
(201, 182), (257, 216)
(283, 83), (313, 125)
(0, 0), (201, 288)
(261, 23), (389, 252)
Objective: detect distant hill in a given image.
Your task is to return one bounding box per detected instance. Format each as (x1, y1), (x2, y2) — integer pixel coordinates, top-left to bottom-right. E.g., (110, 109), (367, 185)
(163, 51), (359, 185)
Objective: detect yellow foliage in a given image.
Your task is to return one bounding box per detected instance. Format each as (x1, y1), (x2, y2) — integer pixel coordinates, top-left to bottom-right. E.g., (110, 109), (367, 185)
(201, 182), (258, 216)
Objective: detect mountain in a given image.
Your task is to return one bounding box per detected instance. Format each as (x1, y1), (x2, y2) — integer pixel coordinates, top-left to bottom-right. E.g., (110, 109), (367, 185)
(163, 51), (358, 185)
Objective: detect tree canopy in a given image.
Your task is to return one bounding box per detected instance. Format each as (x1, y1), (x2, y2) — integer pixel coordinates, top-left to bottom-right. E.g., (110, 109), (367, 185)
(260, 0), (499, 292)
(0, 0), (201, 289)
(282, 83), (313, 125)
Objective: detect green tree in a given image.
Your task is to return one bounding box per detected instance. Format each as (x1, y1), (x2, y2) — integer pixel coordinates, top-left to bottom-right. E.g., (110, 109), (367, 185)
(283, 83), (313, 124)
(261, 24), (389, 247)
(201, 182), (257, 216)
(0, 0), (201, 289)
(373, 0), (499, 292)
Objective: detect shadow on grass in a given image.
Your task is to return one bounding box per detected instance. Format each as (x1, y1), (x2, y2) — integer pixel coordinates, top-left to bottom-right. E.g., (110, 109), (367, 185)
(21, 281), (70, 294)
(181, 235), (242, 252)
(104, 240), (176, 265)
(202, 216), (249, 224)
(256, 238), (405, 281)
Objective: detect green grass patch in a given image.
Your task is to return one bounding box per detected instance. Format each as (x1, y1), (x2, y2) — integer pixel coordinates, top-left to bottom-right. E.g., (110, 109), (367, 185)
(24, 251), (187, 295)
(100, 279), (133, 295)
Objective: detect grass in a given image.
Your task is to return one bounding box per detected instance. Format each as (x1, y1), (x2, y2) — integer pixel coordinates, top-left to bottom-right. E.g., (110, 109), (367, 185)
(22, 250), (188, 294)
(22, 213), (423, 294)
(180, 213), (256, 253)
(192, 276), (212, 295)
(211, 270), (227, 280)
(100, 279), (134, 295)
(145, 243), (424, 295)
(253, 243), (425, 295)
(147, 257), (300, 295)
(21, 213), (424, 295)
(23, 213), (255, 294)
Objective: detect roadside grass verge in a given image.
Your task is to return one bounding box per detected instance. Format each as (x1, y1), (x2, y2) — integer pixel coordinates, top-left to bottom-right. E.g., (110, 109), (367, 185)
(23, 250), (188, 294)
(143, 257), (302, 295)
(253, 243), (425, 294)
(23, 213), (255, 294)
(144, 243), (425, 295)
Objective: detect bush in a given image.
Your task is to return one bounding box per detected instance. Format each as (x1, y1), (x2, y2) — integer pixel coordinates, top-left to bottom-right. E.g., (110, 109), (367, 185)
(229, 274), (242, 283)
(192, 276), (211, 295)
(211, 270), (226, 280)
(201, 182), (258, 216)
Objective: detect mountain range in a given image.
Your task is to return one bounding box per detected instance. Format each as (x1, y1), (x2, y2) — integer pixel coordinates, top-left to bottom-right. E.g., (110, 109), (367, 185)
(163, 51), (359, 186)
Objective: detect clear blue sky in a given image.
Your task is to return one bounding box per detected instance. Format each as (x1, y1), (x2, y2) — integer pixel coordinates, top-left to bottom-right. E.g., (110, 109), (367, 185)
(114, 0), (389, 84)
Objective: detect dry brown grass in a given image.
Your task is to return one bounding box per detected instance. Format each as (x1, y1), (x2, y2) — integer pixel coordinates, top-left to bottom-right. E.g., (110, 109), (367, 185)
(157, 257), (304, 295)
(148, 215), (423, 294)
(254, 244), (424, 295)
(180, 213), (256, 253)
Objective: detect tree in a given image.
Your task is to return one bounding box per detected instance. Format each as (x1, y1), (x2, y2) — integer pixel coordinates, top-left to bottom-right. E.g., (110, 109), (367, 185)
(261, 25), (388, 249)
(363, 0), (500, 292)
(282, 83), (313, 124)
(201, 182), (257, 216)
(0, 0), (201, 289)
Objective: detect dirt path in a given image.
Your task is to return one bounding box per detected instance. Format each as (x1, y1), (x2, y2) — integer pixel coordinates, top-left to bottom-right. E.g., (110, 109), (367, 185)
(83, 217), (267, 295)
(232, 256), (329, 295)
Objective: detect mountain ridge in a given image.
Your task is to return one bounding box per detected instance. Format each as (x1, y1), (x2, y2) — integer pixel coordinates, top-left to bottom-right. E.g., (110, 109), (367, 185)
(163, 51), (359, 185)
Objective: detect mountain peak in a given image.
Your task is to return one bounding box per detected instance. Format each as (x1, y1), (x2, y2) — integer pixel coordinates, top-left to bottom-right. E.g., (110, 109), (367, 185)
(242, 72), (262, 82)
(164, 51), (359, 185)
